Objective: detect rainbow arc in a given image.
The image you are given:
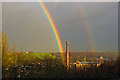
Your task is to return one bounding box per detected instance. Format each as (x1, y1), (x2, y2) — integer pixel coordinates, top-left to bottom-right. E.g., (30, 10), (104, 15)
(39, 1), (65, 63)
(39, 2), (96, 63)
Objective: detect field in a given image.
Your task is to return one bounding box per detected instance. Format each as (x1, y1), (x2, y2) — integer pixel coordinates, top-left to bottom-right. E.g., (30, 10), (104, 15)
(3, 52), (57, 66)
(17, 53), (56, 60)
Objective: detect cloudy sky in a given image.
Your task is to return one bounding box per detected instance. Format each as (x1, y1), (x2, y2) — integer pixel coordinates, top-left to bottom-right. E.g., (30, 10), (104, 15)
(2, 2), (118, 52)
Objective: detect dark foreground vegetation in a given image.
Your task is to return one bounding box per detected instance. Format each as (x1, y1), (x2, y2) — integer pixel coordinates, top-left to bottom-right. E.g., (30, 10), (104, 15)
(2, 56), (120, 79)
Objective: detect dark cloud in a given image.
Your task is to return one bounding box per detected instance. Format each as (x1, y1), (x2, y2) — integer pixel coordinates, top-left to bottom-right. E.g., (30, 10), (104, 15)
(3, 2), (118, 52)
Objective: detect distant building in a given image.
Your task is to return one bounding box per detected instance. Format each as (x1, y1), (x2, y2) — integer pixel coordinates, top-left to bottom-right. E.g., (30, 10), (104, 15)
(76, 61), (80, 71)
(74, 61), (100, 70)
(64, 41), (104, 70)
(73, 56), (104, 70)
(83, 55), (86, 62)
(100, 56), (104, 63)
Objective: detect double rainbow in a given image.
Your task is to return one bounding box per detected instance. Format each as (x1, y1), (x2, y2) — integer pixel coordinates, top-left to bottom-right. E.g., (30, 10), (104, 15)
(39, 2), (96, 63)
(39, 2), (65, 63)
(79, 4), (96, 52)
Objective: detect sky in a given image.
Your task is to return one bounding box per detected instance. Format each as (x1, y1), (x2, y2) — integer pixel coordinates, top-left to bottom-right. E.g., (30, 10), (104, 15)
(1, 0), (119, 2)
(2, 2), (118, 52)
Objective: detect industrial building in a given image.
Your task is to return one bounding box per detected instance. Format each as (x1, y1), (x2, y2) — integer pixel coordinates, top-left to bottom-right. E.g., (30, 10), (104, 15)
(72, 56), (104, 70)
(65, 41), (104, 70)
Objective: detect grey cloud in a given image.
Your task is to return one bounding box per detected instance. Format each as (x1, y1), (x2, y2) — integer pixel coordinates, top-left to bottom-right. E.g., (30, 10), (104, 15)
(3, 2), (118, 52)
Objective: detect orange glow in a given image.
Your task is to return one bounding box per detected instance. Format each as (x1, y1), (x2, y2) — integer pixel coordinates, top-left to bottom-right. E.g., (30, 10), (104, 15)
(66, 41), (69, 69)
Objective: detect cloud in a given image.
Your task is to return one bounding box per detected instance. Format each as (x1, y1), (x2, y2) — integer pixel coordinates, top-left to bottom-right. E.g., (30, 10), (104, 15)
(2, 2), (118, 52)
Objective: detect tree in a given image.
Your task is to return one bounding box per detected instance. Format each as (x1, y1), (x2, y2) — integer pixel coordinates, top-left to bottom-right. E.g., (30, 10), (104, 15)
(0, 32), (9, 67)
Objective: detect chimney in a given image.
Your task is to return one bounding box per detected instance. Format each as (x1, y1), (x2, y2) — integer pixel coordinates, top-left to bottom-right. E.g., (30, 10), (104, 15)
(66, 41), (69, 69)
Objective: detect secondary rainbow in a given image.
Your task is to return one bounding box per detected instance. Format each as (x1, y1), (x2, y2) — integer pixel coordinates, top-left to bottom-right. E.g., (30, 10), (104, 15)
(78, 4), (96, 52)
(38, 1), (65, 62)
(38, 2), (96, 63)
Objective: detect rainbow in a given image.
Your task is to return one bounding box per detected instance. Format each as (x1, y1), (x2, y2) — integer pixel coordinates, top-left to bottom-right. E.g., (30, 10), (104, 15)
(38, 2), (96, 63)
(39, 1), (65, 63)
(78, 4), (96, 52)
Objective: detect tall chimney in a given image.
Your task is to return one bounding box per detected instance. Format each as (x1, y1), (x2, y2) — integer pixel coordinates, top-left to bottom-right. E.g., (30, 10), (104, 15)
(66, 41), (69, 69)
